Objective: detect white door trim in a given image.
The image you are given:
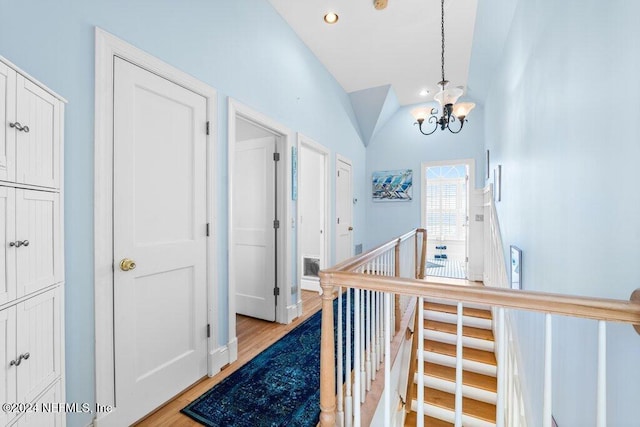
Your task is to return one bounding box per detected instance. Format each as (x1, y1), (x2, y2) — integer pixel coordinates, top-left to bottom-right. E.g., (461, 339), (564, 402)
(335, 154), (353, 262)
(296, 134), (330, 305)
(94, 28), (218, 423)
(227, 98), (293, 343)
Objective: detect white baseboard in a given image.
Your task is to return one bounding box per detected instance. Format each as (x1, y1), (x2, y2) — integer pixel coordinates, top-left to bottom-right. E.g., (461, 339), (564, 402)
(209, 338), (238, 376)
(287, 303), (299, 323)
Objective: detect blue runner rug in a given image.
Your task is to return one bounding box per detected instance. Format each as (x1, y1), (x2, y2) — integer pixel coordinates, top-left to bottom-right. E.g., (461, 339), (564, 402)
(182, 293), (349, 427)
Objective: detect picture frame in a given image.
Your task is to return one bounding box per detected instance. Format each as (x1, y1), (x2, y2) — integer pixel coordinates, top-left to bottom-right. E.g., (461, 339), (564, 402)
(372, 169), (413, 202)
(486, 149), (490, 180)
(494, 164), (502, 202)
(510, 245), (522, 290)
(291, 146), (298, 201)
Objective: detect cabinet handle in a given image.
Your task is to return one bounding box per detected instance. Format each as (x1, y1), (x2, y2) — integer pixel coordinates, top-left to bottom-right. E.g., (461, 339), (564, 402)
(8, 353), (29, 367)
(9, 240), (29, 248)
(9, 122), (30, 133)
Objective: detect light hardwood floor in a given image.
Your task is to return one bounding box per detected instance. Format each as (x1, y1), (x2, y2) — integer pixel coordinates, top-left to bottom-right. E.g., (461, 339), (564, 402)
(135, 290), (322, 426)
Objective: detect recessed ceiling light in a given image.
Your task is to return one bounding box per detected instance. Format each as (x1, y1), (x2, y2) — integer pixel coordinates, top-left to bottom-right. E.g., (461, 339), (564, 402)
(324, 12), (339, 24)
(419, 89), (430, 97)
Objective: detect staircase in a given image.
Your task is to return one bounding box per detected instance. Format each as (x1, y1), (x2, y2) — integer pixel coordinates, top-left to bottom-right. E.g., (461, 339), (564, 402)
(405, 300), (497, 426)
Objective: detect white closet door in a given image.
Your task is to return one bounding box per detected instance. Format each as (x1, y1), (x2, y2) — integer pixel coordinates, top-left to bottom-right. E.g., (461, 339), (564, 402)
(0, 187), (16, 304)
(15, 288), (61, 404)
(15, 190), (59, 298)
(0, 63), (16, 183)
(15, 75), (59, 188)
(0, 306), (17, 427)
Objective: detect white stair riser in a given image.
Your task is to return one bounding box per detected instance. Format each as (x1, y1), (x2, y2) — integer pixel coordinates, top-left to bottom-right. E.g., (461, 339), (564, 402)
(424, 309), (493, 330)
(413, 373), (497, 405)
(422, 350), (497, 377)
(425, 297), (491, 311)
(422, 329), (495, 352)
(410, 400), (496, 427)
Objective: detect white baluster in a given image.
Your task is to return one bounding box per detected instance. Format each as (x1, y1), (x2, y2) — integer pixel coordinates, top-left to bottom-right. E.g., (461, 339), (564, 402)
(597, 321), (607, 427)
(455, 302), (463, 427)
(417, 296), (424, 427)
(360, 288), (366, 403)
(345, 288), (353, 427)
(378, 291), (383, 368)
(384, 291), (392, 426)
(543, 314), (552, 427)
(354, 289), (361, 425)
(496, 307), (506, 427)
(337, 287), (344, 427)
(371, 289), (377, 382)
(366, 289), (372, 391)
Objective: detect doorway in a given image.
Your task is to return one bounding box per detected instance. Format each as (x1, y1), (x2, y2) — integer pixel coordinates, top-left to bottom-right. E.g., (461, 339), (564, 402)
(297, 134), (330, 295)
(421, 159), (475, 280)
(227, 98), (293, 346)
(94, 29), (217, 426)
(335, 155), (353, 264)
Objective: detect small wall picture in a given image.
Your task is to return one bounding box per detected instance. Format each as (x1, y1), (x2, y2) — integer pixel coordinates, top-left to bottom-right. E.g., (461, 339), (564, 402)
(510, 245), (522, 290)
(486, 149), (490, 180)
(291, 146), (298, 201)
(372, 169), (413, 202)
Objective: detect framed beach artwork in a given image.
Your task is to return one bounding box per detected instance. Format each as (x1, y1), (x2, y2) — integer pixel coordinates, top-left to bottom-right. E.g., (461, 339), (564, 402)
(510, 245), (522, 290)
(372, 169), (413, 202)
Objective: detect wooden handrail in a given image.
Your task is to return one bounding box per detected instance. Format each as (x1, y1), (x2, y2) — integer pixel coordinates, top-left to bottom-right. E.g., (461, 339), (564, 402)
(331, 228), (423, 273)
(319, 271), (640, 325)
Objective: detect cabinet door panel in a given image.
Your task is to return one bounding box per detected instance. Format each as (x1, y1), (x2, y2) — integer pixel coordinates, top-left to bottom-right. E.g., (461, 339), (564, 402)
(0, 187), (16, 304)
(1, 306), (17, 427)
(14, 380), (64, 427)
(16, 288), (61, 404)
(15, 75), (59, 188)
(0, 63), (16, 183)
(16, 190), (59, 297)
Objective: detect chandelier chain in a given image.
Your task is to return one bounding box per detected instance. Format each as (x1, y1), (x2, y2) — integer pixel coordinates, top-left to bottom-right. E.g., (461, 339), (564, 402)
(441, 0), (445, 85)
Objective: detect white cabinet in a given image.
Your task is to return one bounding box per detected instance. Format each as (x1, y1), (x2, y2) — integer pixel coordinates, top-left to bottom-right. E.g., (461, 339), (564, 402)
(0, 56), (64, 427)
(0, 61), (60, 189)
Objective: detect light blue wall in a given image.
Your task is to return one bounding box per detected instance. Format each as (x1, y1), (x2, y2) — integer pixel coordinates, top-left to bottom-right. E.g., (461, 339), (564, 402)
(0, 1), (365, 426)
(365, 105), (486, 249)
(479, 0), (640, 424)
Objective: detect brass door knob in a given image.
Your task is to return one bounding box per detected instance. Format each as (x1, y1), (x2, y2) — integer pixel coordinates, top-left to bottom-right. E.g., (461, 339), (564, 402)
(120, 258), (136, 271)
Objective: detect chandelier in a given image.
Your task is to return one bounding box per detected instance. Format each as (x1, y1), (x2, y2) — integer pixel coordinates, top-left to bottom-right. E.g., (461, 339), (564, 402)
(411, 0), (475, 135)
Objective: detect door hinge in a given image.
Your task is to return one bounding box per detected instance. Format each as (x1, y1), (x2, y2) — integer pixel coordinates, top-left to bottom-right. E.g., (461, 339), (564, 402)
(337, 170), (340, 177)
(273, 152), (280, 161)
(206, 121), (210, 135)
(273, 219), (280, 229)
(337, 217), (340, 224)
(466, 256), (469, 263)
(274, 287), (280, 296)
(206, 223), (210, 237)
(207, 324), (211, 338)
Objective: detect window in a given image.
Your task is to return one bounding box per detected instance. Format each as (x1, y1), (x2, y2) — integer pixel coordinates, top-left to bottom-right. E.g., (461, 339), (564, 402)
(425, 165), (467, 241)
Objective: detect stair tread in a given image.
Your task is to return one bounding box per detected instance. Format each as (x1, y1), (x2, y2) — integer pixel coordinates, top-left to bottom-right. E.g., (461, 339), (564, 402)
(420, 362), (497, 393)
(404, 412), (454, 427)
(424, 320), (495, 341)
(424, 301), (492, 320)
(410, 384), (496, 423)
(424, 340), (497, 366)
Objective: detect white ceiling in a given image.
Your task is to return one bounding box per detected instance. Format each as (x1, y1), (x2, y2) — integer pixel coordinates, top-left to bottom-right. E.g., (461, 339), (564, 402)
(268, 0), (478, 106)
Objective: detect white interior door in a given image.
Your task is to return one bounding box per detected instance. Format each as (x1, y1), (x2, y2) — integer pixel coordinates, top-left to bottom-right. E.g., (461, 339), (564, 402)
(233, 136), (277, 321)
(112, 57), (208, 424)
(298, 142), (327, 293)
(335, 156), (353, 264)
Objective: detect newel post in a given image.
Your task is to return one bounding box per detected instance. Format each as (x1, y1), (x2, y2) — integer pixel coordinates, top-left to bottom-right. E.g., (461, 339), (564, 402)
(319, 272), (336, 426)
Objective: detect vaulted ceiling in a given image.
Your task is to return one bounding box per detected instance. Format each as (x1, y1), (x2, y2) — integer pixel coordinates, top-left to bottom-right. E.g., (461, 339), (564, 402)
(267, 0), (478, 107)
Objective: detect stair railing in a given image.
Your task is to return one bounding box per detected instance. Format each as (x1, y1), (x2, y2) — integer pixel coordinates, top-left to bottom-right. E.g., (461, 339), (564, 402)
(320, 228), (427, 427)
(319, 229), (640, 427)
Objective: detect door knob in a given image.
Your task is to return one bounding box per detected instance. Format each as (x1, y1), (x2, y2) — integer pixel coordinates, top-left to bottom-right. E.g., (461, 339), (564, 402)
(120, 258), (136, 271)
(348, 226), (353, 231)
